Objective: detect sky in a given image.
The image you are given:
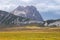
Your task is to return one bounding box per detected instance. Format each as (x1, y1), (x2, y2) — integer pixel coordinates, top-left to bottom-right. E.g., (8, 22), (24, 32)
(0, 0), (60, 20)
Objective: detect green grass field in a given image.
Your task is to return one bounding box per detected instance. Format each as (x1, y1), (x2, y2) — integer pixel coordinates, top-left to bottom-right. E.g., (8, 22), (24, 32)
(0, 27), (60, 40)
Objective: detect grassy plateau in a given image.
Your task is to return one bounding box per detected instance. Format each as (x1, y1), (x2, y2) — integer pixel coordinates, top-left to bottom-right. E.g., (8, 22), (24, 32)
(0, 27), (60, 40)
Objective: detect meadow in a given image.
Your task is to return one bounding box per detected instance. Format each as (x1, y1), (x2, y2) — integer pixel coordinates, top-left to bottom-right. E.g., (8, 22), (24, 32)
(0, 27), (60, 40)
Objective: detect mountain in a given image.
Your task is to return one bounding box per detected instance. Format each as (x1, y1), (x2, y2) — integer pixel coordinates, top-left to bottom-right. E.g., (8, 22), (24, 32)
(45, 19), (60, 24)
(0, 10), (17, 25)
(11, 6), (43, 21)
(44, 19), (60, 26)
(0, 10), (31, 27)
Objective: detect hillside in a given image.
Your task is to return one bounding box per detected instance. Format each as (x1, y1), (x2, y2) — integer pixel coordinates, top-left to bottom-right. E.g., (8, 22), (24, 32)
(0, 10), (31, 27)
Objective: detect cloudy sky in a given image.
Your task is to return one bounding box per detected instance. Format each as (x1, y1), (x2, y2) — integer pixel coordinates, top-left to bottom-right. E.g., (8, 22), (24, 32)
(0, 0), (60, 20)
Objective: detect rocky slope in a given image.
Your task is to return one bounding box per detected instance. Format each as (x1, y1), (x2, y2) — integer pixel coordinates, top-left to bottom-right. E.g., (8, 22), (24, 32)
(0, 10), (30, 26)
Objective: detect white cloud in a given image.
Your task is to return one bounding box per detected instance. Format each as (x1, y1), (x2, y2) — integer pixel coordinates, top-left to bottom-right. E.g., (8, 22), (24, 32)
(0, 0), (60, 15)
(0, 4), (17, 11)
(21, 0), (32, 3)
(0, 0), (19, 11)
(35, 3), (60, 13)
(54, 0), (60, 3)
(35, 3), (48, 12)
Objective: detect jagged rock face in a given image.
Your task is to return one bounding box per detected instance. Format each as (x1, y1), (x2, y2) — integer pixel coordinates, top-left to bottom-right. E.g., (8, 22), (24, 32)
(0, 10), (32, 26)
(11, 6), (43, 21)
(0, 10), (17, 25)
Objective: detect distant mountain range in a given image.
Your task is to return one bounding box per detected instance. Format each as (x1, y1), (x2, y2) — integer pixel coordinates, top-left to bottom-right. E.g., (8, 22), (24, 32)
(0, 6), (44, 27)
(44, 19), (60, 26)
(45, 19), (60, 24)
(1, 6), (60, 27)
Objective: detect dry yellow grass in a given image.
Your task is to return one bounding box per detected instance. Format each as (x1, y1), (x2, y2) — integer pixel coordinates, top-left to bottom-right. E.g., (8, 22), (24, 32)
(0, 27), (60, 40)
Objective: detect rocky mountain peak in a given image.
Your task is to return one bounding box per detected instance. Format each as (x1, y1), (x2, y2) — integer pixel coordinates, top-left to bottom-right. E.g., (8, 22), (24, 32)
(11, 6), (43, 21)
